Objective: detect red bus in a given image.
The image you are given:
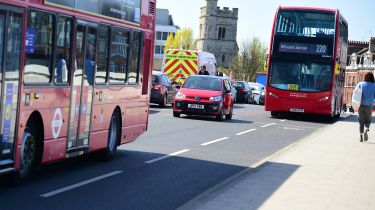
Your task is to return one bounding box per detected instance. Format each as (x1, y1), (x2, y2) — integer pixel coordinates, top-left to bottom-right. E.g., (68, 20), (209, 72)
(265, 7), (348, 117)
(0, 0), (155, 181)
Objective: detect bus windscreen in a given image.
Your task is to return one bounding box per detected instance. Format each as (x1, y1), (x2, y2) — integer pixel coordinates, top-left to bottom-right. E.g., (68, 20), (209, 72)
(268, 61), (332, 92)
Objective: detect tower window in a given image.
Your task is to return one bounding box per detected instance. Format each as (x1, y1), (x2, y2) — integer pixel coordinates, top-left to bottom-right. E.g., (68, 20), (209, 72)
(222, 55), (225, 63)
(218, 27), (226, 40)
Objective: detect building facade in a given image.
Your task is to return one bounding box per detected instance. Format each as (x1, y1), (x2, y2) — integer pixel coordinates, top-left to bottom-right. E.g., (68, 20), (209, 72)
(196, 0), (238, 68)
(153, 9), (179, 70)
(343, 37), (375, 106)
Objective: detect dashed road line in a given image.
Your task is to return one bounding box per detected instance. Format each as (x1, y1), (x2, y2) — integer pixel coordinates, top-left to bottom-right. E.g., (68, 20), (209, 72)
(261, 123), (276, 128)
(235, 129), (256, 136)
(40, 171), (123, 198)
(201, 137), (229, 146)
(145, 149), (190, 164)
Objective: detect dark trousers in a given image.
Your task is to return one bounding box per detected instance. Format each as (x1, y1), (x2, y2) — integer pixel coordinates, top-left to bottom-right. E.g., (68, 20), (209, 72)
(358, 105), (372, 133)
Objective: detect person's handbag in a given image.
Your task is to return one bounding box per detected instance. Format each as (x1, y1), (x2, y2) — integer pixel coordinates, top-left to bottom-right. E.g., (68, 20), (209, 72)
(352, 83), (362, 109)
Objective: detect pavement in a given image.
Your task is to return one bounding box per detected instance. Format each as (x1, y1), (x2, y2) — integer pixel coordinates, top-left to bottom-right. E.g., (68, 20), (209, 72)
(178, 114), (375, 210)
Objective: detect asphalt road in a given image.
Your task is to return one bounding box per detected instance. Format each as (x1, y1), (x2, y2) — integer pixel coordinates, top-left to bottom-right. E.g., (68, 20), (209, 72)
(0, 103), (338, 210)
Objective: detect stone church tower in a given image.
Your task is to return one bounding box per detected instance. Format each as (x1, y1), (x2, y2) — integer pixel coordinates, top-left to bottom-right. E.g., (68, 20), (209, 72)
(196, 0), (239, 68)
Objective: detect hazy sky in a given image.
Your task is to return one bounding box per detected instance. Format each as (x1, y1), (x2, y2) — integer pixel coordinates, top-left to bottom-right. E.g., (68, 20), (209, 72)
(157, 0), (374, 45)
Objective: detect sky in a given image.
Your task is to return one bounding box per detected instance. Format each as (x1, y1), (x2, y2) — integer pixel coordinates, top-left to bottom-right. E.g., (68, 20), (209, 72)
(157, 0), (375, 46)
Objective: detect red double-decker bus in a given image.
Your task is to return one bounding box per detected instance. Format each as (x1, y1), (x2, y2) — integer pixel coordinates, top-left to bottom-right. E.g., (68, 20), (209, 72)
(265, 6), (348, 117)
(0, 0), (155, 181)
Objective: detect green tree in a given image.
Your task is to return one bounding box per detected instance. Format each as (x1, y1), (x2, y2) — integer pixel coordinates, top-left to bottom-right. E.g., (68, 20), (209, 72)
(230, 37), (268, 81)
(163, 28), (195, 52)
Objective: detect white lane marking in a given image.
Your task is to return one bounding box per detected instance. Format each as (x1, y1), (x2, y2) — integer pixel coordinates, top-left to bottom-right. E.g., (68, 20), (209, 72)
(40, 171), (123, 198)
(145, 149), (190, 164)
(283, 127), (303, 131)
(261, 123), (276, 128)
(235, 129), (256, 136)
(201, 137), (229, 146)
(280, 119), (287, 122)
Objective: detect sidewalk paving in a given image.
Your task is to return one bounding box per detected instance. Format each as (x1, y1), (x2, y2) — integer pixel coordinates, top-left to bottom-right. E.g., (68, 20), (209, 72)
(178, 114), (375, 210)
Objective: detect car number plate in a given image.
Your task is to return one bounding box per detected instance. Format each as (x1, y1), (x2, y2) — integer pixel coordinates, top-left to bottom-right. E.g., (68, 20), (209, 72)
(290, 108), (304, 113)
(188, 104), (204, 109)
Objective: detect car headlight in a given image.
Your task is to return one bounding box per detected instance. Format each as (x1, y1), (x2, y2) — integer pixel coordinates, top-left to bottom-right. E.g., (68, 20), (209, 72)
(209, 95), (222, 102)
(261, 92), (265, 96)
(175, 92), (186, 99)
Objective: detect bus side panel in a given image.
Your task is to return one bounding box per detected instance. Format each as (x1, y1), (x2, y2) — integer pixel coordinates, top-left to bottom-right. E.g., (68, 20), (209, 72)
(18, 87), (71, 165)
(90, 86), (148, 151)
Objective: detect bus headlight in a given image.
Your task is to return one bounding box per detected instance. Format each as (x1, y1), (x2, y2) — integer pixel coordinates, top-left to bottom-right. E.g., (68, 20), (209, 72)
(319, 96), (329, 102)
(175, 92), (186, 99)
(268, 92), (278, 98)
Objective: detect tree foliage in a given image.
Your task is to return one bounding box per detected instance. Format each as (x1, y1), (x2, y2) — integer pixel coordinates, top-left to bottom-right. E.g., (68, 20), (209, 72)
(164, 28), (195, 51)
(229, 37), (268, 81)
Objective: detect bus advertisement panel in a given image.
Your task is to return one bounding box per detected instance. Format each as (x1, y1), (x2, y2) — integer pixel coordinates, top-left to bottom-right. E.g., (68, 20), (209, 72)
(0, 0), (156, 182)
(265, 7), (348, 117)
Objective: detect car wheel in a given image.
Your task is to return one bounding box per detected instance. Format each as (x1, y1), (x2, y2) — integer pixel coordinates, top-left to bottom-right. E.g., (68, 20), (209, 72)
(247, 95), (252, 104)
(216, 108), (224, 121)
(173, 111), (180, 118)
(159, 94), (167, 108)
(225, 106), (233, 120)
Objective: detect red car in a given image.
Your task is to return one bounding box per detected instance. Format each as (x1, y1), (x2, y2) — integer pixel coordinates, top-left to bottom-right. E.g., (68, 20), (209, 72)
(173, 76), (234, 121)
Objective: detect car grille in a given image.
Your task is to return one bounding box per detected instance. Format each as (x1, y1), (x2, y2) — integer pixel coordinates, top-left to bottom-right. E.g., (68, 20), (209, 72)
(175, 101), (219, 113)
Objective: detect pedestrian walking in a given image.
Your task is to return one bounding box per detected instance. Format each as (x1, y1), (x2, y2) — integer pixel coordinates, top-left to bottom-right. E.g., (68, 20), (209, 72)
(356, 72), (375, 142)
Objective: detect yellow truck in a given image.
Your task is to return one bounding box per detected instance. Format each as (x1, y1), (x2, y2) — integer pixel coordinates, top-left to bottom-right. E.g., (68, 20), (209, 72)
(161, 49), (216, 85)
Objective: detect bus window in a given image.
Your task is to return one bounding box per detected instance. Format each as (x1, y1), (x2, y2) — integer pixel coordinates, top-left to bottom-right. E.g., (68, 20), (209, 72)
(96, 25), (109, 84)
(54, 16), (72, 85)
(0, 12), (4, 74)
(109, 27), (128, 84)
(128, 31), (141, 84)
(25, 10), (54, 84)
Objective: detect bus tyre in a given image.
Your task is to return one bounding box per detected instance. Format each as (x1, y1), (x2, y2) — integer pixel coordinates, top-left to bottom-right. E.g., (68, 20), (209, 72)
(14, 128), (40, 184)
(103, 112), (120, 161)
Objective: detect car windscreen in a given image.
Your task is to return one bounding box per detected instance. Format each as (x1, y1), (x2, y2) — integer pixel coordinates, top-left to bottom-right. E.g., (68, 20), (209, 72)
(233, 82), (245, 88)
(183, 77), (222, 91)
(268, 60), (332, 92)
(152, 75), (159, 83)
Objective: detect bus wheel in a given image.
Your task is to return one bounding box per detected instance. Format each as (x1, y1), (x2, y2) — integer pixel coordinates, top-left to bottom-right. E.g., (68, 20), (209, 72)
(103, 111), (120, 161)
(14, 128), (39, 184)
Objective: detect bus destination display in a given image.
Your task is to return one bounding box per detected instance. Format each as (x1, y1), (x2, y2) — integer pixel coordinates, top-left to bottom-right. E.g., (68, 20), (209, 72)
(279, 42), (329, 55)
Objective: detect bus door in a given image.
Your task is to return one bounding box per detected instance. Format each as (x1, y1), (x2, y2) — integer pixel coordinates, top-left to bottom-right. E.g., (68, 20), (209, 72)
(0, 5), (23, 166)
(67, 21), (96, 154)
